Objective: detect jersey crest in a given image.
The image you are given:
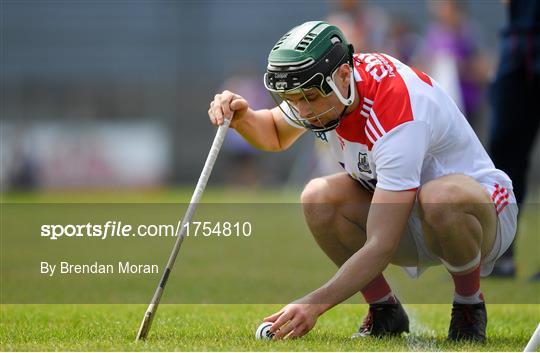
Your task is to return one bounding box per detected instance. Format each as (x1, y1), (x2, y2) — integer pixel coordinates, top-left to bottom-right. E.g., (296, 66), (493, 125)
(357, 152), (371, 173)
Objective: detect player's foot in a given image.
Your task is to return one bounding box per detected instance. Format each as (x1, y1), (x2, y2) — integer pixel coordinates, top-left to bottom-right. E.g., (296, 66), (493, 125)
(352, 297), (409, 338)
(490, 257), (515, 278)
(448, 302), (487, 342)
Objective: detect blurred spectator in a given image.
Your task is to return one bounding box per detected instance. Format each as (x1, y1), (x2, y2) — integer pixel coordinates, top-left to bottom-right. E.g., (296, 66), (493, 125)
(384, 16), (420, 64)
(326, 0), (390, 53)
(488, 0), (540, 280)
(5, 132), (38, 190)
(327, 1), (419, 64)
(220, 70), (271, 187)
(412, 0), (492, 131)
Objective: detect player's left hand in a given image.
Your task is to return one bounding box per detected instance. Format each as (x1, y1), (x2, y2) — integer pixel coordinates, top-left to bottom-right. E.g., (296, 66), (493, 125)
(263, 303), (323, 339)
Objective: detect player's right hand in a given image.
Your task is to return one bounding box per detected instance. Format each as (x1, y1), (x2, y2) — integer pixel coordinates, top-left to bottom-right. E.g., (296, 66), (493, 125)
(208, 90), (249, 126)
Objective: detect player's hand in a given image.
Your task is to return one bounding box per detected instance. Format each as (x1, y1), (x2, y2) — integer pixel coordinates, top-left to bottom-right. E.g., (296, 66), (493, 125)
(208, 90), (249, 127)
(263, 303), (323, 339)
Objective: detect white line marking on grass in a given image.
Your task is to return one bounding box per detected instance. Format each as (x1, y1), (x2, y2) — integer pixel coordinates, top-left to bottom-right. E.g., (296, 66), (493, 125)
(403, 305), (441, 352)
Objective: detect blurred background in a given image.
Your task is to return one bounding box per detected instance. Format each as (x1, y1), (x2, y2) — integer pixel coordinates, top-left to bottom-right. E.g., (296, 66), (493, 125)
(1, 0), (538, 197)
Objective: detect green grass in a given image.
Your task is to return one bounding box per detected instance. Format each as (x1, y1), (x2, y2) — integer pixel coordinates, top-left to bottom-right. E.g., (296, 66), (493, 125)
(1, 304), (538, 351)
(1, 188), (539, 351)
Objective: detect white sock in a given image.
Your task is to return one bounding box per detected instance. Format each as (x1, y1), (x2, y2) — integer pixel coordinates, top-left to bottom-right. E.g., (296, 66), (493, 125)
(454, 289), (484, 304)
(370, 292), (396, 304)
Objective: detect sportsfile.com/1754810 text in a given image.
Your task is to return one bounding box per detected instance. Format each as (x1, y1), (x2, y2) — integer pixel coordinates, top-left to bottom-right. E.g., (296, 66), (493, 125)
(40, 221), (252, 240)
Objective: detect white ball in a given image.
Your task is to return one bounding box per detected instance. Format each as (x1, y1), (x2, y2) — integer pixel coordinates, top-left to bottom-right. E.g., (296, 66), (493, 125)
(255, 322), (275, 340)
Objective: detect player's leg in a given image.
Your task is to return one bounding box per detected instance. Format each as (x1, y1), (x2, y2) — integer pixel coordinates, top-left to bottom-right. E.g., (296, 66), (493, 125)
(301, 173), (418, 268)
(418, 174), (497, 342)
(301, 173), (410, 337)
(419, 174), (497, 271)
(301, 173), (370, 267)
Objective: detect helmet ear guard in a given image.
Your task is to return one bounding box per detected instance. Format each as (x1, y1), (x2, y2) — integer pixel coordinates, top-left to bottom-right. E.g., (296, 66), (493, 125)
(326, 59), (355, 106)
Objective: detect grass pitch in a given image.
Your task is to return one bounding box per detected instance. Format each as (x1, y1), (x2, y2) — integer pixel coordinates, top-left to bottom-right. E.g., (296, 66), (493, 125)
(1, 187), (539, 351)
(1, 304), (538, 351)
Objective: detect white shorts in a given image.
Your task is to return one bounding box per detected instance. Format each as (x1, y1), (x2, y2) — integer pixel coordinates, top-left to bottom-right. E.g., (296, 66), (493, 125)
(401, 181), (519, 279)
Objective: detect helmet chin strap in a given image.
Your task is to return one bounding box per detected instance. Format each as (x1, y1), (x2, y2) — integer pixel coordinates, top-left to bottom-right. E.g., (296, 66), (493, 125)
(326, 68), (356, 106)
(299, 68), (356, 135)
(311, 83), (351, 134)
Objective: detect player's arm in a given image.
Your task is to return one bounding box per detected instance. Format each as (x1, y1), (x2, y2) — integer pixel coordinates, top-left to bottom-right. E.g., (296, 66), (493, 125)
(208, 90), (305, 152)
(233, 106), (305, 152)
(304, 188), (416, 311)
(266, 188), (416, 339)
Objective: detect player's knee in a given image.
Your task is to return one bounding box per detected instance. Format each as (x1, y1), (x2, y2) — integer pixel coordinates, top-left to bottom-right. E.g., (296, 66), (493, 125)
(301, 178), (337, 227)
(420, 181), (464, 204)
(420, 182), (462, 232)
(301, 178), (333, 204)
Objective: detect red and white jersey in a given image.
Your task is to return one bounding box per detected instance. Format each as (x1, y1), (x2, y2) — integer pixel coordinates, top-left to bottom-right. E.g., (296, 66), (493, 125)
(283, 53), (512, 192)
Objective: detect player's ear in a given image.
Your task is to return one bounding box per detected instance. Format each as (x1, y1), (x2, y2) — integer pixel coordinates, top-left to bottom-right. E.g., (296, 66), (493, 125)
(337, 63), (351, 86)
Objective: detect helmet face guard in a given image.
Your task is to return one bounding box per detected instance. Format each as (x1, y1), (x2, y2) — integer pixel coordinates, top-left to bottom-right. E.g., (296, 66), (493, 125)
(272, 88), (341, 133)
(264, 21), (355, 133)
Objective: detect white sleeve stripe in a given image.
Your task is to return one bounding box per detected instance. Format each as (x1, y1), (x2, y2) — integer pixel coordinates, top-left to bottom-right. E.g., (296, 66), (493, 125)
(360, 110), (369, 118)
(366, 119), (382, 139)
(364, 97), (374, 105)
(365, 126), (377, 144)
(370, 109), (387, 134)
(371, 121), (428, 191)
